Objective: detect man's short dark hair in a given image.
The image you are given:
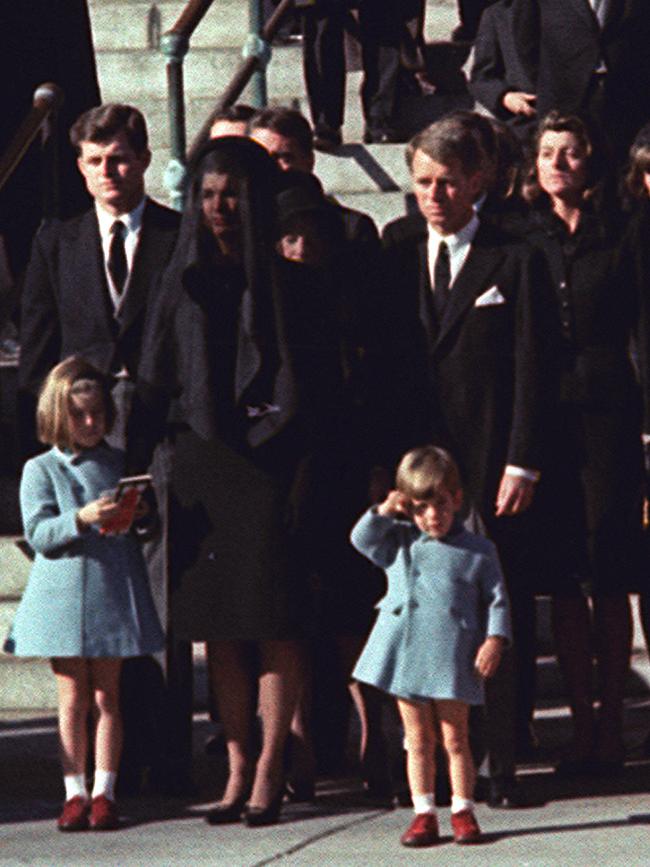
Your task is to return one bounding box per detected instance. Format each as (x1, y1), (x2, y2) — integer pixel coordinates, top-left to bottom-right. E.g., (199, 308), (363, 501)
(249, 107), (313, 156)
(69, 103), (149, 155)
(211, 103), (257, 126)
(406, 116), (485, 177)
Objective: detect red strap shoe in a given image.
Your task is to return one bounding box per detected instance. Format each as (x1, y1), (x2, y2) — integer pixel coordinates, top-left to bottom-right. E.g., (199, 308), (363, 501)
(57, 796), (89, 832)
(451, 808), (482, 844)
(89, 794), (119, 831)
(400, 812), (439, 847)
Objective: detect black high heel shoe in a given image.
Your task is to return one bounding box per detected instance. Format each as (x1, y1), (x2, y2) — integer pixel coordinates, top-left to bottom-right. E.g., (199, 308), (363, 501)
(205, 795), (248, 825)
(285, 778), (315, 803)
(242, 790), (284, 827)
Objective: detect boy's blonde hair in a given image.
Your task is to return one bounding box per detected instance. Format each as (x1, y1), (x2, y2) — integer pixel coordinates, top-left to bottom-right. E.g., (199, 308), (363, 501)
(395, 445), (461, 500)
(36, 356), (115, 450)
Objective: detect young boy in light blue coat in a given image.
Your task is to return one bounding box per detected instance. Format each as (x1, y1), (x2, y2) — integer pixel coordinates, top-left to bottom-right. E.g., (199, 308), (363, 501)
(351, 445), (511, 847)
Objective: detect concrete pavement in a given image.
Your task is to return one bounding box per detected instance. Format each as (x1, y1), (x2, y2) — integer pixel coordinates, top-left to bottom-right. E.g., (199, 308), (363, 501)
(2, 702), (650, 866)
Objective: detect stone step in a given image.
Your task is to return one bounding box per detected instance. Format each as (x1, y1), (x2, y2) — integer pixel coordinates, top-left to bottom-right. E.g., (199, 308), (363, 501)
(0, 656), (58, 711)
(89, 0), (249, 52)
(87, 0), (458, 52)
(1, 536), (31, 598)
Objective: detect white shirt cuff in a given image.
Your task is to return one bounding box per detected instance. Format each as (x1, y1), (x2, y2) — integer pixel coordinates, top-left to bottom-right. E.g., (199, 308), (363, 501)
(505, 465), (540, 483)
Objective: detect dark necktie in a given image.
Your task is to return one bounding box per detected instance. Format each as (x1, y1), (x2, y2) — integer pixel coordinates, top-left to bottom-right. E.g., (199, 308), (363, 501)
(432, 240), (451, 319)
(108, 220), (128, 296)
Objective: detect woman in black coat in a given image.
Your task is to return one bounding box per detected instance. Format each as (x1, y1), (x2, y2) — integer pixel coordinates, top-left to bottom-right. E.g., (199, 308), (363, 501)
(134, 138), (341, 824)
(523, 112), (647, 773)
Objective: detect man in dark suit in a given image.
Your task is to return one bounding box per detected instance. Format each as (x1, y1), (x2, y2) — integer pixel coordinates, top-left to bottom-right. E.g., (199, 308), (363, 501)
(296, 0), (423, 148)
(513, 0), (650, 159)
(454, 0), (499, 42)
(19, 103), (180, 451)
(381, 116), (548, 807)
(469, 0), (536, 140)
(18, 103), (181, 794)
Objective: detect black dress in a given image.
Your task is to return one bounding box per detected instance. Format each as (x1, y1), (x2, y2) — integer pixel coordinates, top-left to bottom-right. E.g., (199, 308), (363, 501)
(526, 207), (646, 593)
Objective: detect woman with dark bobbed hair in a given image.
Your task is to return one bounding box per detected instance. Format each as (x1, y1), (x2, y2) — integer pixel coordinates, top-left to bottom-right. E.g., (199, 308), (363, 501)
(523, 112), (648, 775)
(131, 137), (343, 825)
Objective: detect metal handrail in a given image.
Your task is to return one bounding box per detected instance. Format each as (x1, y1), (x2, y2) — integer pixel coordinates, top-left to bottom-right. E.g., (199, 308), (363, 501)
(189, 0), (295, 159)
(168, 0), (215, 40)
(0, 83), (64, 196)
(161, 0), (295, 209)
(160, 1), (216, 210)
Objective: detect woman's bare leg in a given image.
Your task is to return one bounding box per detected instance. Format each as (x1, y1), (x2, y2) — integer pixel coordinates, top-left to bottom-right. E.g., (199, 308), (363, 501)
(249, 639), (303, 808)
(207, 639), (256, 804)
(552, 594), (596, 758)
(593, 594), (632, 762)
(287, 646), (316, 790)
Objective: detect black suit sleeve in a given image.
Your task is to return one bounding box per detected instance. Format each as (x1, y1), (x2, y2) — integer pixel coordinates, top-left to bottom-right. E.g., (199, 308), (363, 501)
(18, 225), (61, 397)
(469, 7), (512, 118)
(507, 245), (552, 471)
(17, 224), (62, 456)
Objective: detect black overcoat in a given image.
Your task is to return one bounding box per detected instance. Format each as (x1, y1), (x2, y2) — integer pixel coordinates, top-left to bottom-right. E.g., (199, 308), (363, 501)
(469, 0), (536, 138)
(513, 0), (650, 156)
(18, 199), (180, 449)
(525, 208), (647, 591)
(380, 213), (549, 524)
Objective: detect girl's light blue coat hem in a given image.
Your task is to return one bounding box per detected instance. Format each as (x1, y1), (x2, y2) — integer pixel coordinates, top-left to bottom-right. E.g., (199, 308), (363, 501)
(350, 508), (511, 705)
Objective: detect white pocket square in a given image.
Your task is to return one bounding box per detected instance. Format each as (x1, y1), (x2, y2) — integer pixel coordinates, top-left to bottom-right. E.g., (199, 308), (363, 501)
(474, 285), (506, 307)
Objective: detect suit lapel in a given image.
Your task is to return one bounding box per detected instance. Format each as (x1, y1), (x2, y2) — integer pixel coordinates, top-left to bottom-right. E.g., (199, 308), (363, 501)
(570, 0), (601, 30)
(434, 225), (505, 350)
(74, 211), (116, 336)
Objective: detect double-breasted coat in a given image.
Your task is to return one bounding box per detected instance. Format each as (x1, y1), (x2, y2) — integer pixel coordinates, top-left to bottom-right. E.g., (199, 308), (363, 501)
(351, 509), (511, 704)
(4, 445), (164, 658)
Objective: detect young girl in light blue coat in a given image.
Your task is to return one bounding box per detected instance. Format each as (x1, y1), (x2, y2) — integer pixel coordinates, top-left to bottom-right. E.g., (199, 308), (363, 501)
(351, 445), (511, 848)
(4, 357), (163, 832)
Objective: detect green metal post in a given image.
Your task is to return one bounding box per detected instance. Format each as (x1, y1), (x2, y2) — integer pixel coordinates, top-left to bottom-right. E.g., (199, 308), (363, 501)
(245, 0), (269, 108)
(161, 31), (189, 211)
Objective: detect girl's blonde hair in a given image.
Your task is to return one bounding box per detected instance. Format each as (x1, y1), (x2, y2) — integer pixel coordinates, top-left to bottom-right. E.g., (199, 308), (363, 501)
(395, 445), (461, 500)
(36, 356), (115, 450)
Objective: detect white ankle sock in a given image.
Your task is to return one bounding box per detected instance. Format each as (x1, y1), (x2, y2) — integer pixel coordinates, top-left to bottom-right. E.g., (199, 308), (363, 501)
(412, 793), (436, 815)
(92, 770), (117, 801)
(451, 796), (474, 814)
(63, 773), (88, 801)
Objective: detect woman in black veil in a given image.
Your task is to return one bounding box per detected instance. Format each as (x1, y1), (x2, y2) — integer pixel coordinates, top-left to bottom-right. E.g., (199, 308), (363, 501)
(133, 137), (332, 825)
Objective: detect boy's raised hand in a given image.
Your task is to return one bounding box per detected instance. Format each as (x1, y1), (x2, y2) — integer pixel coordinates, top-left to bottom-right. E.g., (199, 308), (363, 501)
(376, 489), (412, 519)
(474, 635), (505, 678)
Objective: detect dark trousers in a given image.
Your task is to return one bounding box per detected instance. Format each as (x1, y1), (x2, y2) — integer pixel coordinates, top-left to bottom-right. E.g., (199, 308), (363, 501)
(457, 0), (498, 41)
(302, 1), (415, 134)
